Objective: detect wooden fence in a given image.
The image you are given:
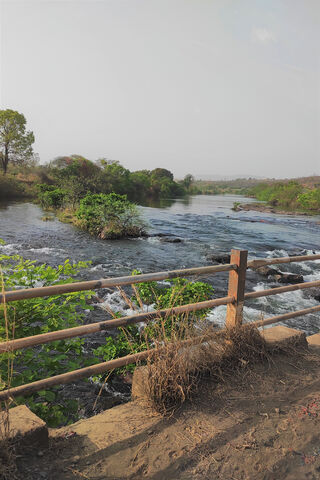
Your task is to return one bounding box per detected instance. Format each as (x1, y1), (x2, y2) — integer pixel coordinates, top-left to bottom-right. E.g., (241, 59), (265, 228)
(0, 249), (320, 401)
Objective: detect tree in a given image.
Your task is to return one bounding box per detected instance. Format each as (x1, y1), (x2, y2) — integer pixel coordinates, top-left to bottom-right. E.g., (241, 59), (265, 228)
(50, 155), (102, 207)
(0, 109), (35, 174)
(151, 168), (174, 181)
(182, 174), (194, 190)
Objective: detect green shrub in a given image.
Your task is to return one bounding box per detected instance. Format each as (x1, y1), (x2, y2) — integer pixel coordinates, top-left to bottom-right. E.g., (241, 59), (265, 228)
(37, 184), (67, 209)
(298, 189), (320, 212)
(0, 243), (96, 426)
(76, 193), (146, 239)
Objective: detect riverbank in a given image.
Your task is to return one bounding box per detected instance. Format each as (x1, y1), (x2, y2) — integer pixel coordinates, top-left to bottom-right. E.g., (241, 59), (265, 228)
(0, 175), (35, 201)
(239, 202), (319, 217)
(16, 348), (320, 480)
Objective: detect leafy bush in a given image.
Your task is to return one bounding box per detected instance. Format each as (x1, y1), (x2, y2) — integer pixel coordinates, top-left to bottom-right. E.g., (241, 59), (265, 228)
(76, 193), (146, 239)
(0, 243), (96, 426)
(298, 188), (320, 212)
(94, 324), (147, 375)
(37, 184), (67, 209)
(131, 272), (213, 311)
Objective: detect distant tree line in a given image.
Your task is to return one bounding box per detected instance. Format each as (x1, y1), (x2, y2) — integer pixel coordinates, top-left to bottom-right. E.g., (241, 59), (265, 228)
(36, 155), (186, 206)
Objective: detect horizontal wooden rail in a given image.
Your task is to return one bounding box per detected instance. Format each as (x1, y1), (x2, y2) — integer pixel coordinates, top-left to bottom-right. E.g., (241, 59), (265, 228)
(0, 263), (236, 304)
(252, 304), (320, 328)
(0, 332), (221, 401)
(247, 253), (320, 269)
(244, 279), (320, 300)
(1, 280), (319, 354)
(0, 350), (152, 401)
(3, 296), (320, 400)
(0, 296), (234, 353)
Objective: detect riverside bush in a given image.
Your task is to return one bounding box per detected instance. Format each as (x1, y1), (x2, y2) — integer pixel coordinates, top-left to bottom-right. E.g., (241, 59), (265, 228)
(131, 272), (213, 314)
(249, 181), (320, 213)
(76, 193), (146, 239)
(298, 188), (320, 212)
(249, 182), (303, 210)
(37, 184), (67, 209)
(0, 242), (96, 426)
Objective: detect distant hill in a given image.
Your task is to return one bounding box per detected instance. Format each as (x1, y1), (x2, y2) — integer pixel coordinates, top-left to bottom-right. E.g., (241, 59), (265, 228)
(195, 174), (267, 181)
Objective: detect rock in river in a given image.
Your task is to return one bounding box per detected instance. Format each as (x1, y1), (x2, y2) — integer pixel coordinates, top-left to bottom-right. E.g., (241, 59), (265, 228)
(206, 254), (231, 264)
(159, 237), (183, 243)
(253, 265), (304, 284)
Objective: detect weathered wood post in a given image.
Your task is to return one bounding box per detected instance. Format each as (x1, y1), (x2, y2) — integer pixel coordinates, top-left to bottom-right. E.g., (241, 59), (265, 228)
(226, 249), (248, 328)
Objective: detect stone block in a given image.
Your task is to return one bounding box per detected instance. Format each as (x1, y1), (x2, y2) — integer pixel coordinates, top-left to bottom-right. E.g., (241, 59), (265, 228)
(0, 405), (48, 450)
(306, 333), (320, 353)
(260, 325), (307, 350)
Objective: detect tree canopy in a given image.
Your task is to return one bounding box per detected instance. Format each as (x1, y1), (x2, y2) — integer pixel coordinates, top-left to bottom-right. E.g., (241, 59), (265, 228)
(0, 109), (35, 174)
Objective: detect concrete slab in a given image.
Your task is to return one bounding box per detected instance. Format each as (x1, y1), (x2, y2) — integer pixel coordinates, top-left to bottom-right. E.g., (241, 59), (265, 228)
(307, 333), (320, 354)
(260, 325), (307, 350)
(0, 405), (48, 450)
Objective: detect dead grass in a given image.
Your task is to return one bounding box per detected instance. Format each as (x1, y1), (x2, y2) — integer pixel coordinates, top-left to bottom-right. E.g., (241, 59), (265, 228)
(144, 321), (268, 415)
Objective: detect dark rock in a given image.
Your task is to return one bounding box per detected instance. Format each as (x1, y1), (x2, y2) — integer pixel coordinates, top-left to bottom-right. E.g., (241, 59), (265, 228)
(159, 237), (183, 243)
(255, 266), (280, 276)
(206, 254), (231, 264)
(253, 265), (304, 284)
(274, 273), (304, 284)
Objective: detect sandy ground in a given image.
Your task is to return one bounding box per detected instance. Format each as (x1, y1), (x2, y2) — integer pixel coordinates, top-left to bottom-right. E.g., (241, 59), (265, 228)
(16, 349), (320, 480)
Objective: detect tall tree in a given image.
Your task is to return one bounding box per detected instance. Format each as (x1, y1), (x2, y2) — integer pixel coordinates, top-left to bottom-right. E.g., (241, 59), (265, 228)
(183, 174), (194, 190)
(0, 109), (35, 174)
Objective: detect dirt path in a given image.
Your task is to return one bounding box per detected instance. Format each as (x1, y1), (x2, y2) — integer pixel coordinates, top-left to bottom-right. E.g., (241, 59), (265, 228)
(17, 351), (320, 480)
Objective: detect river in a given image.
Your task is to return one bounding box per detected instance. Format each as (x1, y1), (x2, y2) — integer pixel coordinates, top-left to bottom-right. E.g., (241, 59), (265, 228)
(1, 195), (320, 335)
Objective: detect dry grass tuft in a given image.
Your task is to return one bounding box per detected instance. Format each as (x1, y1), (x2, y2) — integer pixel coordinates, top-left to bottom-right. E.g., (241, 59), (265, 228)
(99, 280), (269, 416)
(144, 321), (268, 416)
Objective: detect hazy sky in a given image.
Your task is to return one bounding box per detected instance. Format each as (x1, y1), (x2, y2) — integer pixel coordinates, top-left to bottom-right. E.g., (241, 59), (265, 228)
(1, 0), (319, 178)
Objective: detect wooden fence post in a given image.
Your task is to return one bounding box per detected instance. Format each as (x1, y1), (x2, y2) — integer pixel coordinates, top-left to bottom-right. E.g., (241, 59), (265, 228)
(226, 249), (248, 328)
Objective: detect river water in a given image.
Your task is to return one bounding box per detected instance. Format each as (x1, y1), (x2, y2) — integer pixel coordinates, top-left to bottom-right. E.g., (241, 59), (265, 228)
(1, 195), (320, 335)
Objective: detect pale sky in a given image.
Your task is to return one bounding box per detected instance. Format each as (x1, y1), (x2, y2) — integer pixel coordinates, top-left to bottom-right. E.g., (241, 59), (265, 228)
(0, 0), (319, 178)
